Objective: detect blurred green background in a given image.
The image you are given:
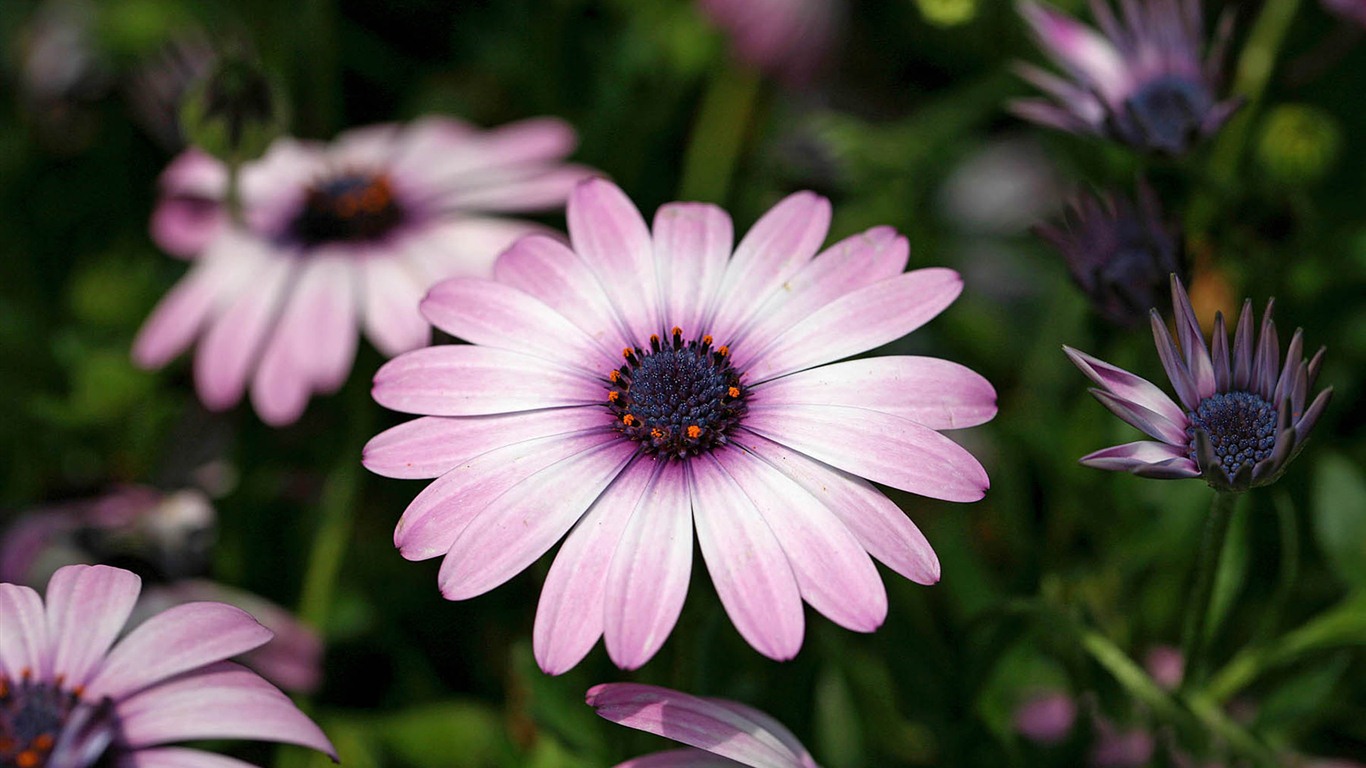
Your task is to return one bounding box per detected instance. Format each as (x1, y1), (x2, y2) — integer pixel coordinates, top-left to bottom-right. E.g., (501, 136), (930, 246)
(1, 0), (1364, 765)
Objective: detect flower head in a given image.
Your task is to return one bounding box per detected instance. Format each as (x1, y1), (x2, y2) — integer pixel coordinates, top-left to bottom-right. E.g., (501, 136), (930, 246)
(365, 179), (995, 672)
(1321, 0), (1366, 28)
(1013, 0), (1240, 155)
(697, 0), (838, 87)
(0, 564), (335, 767)
(587, 682), (820, 768)
(134, 116), (594, 425)
(1067, 276), (1331, 492)
(1034, 181), (1182, 327)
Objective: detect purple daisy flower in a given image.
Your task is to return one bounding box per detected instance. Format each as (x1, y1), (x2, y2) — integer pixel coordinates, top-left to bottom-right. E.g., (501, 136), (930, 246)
(1067, 276), (1331, 492)
(134, 116), (594, 426)
(0, 563), (335, 767)
(1033, 181), (1183, 328)
(587, 682), (820, 768)
(696, 0), (838, 87)
(1013, 0), (1241, 155)
(364, 179), (995, 673)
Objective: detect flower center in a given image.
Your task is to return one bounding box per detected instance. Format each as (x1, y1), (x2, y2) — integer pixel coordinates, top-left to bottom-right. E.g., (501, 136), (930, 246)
(1122, 75), (1213, 154)
(0, 674), (117, 768)
(605, 328), (748, 460)
(290, 172), (405, 246)
(1186, 391), (1278, 477)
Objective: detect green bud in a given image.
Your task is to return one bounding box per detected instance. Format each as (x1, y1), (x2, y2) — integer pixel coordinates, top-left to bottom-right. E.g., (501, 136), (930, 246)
(180, 51), (288, 165)
(914, 0), (978, 27)
(1255, 104), (1342, 185)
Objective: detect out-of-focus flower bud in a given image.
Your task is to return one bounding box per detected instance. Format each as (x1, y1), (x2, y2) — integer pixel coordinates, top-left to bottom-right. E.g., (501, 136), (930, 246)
(915, 0), (978, 27)
(1014, 691), (1077, 744)
(180, 49), (288, 165)
(1256, 104), (1343, 185)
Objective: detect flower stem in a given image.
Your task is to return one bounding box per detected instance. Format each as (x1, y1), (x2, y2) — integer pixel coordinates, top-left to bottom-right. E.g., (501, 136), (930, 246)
(677, 64), (761, 204)
(1180, 491), (1239, 692)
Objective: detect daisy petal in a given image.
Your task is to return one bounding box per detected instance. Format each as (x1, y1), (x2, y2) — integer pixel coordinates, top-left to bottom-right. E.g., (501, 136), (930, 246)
(533, 458), (656, 675)
(115, 747), (259, 768)
(653, 203), (733, 336)
(1079, 441), (1200, 476)
(495, 234), (633, 351)
(754, 356), (997, 431)
(690, 457), (804, 661)
(743, 432), (940, 584)
(604, 461), (693, 670)
(46, 564), (141, 689)
(359, 256), (431, 357)
(194, 253), (293, 412)
(373, 346), (604, 416)
(744, 404), (989, 502)
(1171, 277), (1216, 399)
(363, 409), (607, 480)
(614, 749), (740, 768)
(744, 269), (963, 384)
(1063, 346), (1186, 429)
(117, 661), (336, 759)
(84, 603), (271, 701)
(1088, 389), (1188, 445)
(133, 237), (260, 369)
(438, 441), (637, 600)
(718, 450), (886, 632)
(0, 583), (49, 679)
(568, 179), (659, 348)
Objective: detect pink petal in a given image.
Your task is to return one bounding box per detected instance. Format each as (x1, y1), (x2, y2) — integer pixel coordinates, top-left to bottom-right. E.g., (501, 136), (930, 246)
(1088, 389), (1188, 445)
(116, 661), (335, 759)
(45, 564), (141, 689)
(567, 179), (660, 347)
(115, 747), (259, 768)
(132, 237), (261, 369)
(438, 440), (637, 600)
(707, 700), (818, 768)
(1064, 347), (1187, 432)
(440, 165), (595, 213)
(84, 602), (272, 701)
(372, 345), (604, 416)
(251, 255), (359, 426)
(532, 458), (657, 675)
(707, 192), (832, 343)
(394, 429), (617, 560)
(494, 234), (632, 351)
(1171, 277), (1216, 400)
(1019, 1), (1128, 100)
(740, 432), (940, 585)
(150, 196), (225, 259)
(421, 277), (616, 372)
(397, 116), (578, 183)
(716, 450), (886, 632)
(364, 408), (608, 480)
(193, 252), (293, 412)
(158, 149), (227, 200)
(329, 122), (402, 167)
(652, 202), (733, 338)
(403, 217), (539, 284)
(587, 683), (807, 768)
(753, 356), (997, 431)
(744, 404), (989, 502)
(1079, 441), (1200, 476)
(359, 256), (431, 357)
(729, 226), (908, 369)
(743, 268), (963, 384)
(604, 461), (693, 670)
(689, 457), (804, 661)
(615, 749), (739, 768)
(0, 583), (50, 679)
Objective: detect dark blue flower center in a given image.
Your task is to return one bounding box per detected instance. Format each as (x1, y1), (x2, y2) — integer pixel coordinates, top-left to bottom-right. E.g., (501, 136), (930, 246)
(1186, 391), (1278, 477)
(1122, 75), (1214, 154)
(0, 674), (116, 768)
(290, 172), (405, 246)
(606, 328), (747, 460)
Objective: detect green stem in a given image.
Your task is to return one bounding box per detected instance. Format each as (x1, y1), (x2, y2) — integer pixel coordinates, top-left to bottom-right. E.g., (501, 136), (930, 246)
(299, 0), (341, 136)
(677, 64), (761, 204)
(1188, 0), (1304, 233)
(1180, 491), (1239, 692)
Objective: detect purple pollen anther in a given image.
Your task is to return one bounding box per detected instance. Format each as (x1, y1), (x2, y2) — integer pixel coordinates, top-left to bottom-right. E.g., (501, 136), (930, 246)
(606, 328), (748, 460)
(1186, 392), (1278, 477)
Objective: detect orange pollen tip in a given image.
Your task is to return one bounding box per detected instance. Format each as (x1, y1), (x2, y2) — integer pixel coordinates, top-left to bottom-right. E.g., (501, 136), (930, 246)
(687, 425), (702, 439)
(650, 334), (659, 343)
(671, 326), (682, 337)
(622, 348), (633, 359)
(702, 335), (713, 346)
(71, 685), (85, 698)
(718, 346), (729, 356)
(728, 386), (740, 398)
(609, 370), (620, 382)
(651, 428), (664, 439)
(623, 414), (635, 426)
(18, 751), (40, 768)
(33, 734), (55, 751)
(607, 392), (619, 402)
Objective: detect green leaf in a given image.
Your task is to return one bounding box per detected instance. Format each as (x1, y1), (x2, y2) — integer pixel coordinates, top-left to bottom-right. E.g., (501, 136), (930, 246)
(1312, 454), (1366, 588)
(814, 664), (865, 768)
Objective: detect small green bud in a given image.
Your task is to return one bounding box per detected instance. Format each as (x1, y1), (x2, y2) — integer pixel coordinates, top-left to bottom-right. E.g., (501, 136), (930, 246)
(180, 51), (288, 165)
(914, 0), (978, 27)
(1255, 104), (1342, 185)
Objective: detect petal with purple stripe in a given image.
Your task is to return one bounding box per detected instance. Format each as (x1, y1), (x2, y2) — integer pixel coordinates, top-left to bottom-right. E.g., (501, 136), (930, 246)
(373, 345), (603, 416)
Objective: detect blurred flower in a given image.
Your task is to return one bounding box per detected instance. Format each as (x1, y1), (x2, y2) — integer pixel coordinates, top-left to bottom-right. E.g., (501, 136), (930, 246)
(133, 116), (595, 425)
(942, 137), (1065, 236)
(1143, 644), (1184, 690)
(365, 179), (995, 673)
(1014, 691), (1077, 744)
(587, 682), (820, 767)
(0, 486), (322, 692)
(696, 0), (839, 86)
(1066, 276), (1331, 491)
(1033, 181), (1183, 327)
(1090, 717), (1154, 767)
(1016, 688), (1076, 743)
(1255, 104), (1343, 185)
(1013, 0), (1240, 155)
(16, 0), (112, 152)
(0, 564), (335, 767)
(1321, 0), (1366, 27)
